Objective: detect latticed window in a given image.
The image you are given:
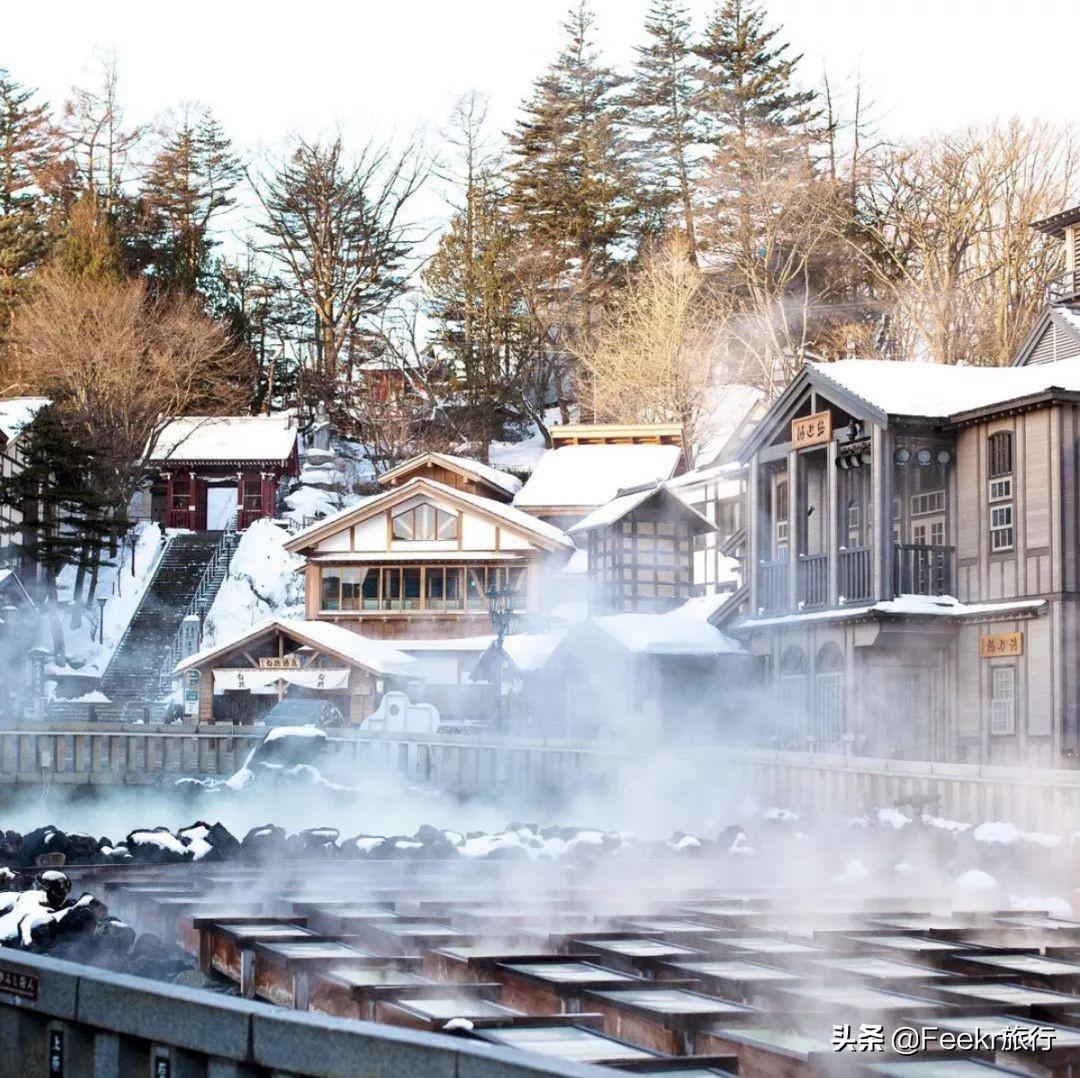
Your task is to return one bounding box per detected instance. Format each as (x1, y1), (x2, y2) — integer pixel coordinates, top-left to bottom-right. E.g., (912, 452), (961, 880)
(171, 477), (191, 510)
(990, 666), (1016, 735)
(391, 502), (458, 541)
(987, 431), (1014, 553)
(988, 431), (1013, 478)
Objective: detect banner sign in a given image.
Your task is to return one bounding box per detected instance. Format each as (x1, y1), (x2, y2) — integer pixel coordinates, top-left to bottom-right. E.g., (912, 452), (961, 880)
(213, 668), (349, 693)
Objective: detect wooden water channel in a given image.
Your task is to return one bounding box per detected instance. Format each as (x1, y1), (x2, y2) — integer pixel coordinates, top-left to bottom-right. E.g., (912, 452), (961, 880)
(4, 723), (1080, 831)
(46, 856), (1080, 1076)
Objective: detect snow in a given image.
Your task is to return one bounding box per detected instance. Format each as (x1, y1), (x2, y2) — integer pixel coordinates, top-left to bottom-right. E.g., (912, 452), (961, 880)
(264, 724), (327, 743)
(593, 599), (744, 656)
(288, 476), (573, 551)
(502, 631), (567, 672)
(693, 383), (765, 466)
(67, 692), (112, 704)
(569, 483), (712, 535)
(128, 829), (189, 857)
(877, 808), (910, 829)
(955, 869), (997, 892)
(52, 521), (166, 680)
(489, 409), (563, 474)
(0, 396), (48, 441)
(381, 452), (522, 496)
(745, 594), (1047, 627)
(202, 520), (305, 646)
(973, 821), (1062, 848)
(176, 617), (416, 679)
(513, 444), (683, 510)
(283, 484), (348, 526)
(833, 858), (869, 882)
(149, 414), (298, 463)
(809, 356), (1080, 421)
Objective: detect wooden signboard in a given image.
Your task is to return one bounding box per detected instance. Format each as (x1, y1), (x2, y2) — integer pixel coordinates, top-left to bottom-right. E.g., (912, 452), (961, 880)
(259, 656), (302, 670)
(979, 631), (1023, 658)
(791, 410), (831, 448)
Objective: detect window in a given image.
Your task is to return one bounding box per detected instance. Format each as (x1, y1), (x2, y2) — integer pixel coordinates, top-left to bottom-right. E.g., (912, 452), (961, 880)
(774, 480), (789, 552)
(910, 490), (945, 516)
(320, 564), (522, 613)
(990, 666), (1016, 735)
(391, 502), (458, 541)
(242, 479), (262, 512)
(779, 646), (808, 746)
(987, 431), (1014, 553)
(912, 523), (926, 545)
(929, 521), (945, 546)
(814, 643), (845, 745)
(171, 477), (191, 510)
(990, 504), (1014, 552)
(988, 431), (1013, 478)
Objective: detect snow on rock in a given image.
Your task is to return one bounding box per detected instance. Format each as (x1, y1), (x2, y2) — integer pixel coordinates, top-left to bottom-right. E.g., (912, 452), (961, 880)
(955, 869), (998, 892)
(264, 724), (327, 744)
(201, 520), (305, 646)
(762, 807), (800, 822)
(973, 821), (1062, 848)
(876, 808), (910, 830)
(833, 858), (869, 883)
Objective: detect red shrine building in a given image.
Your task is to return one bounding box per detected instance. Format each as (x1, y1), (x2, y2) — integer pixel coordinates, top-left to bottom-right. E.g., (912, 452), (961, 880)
(143, 414), (300, 531)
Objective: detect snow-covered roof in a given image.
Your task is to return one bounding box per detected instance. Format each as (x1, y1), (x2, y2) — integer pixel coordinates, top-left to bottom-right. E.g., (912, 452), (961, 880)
(568, 483), (714, 535)
(739, 595), (1047, 629)
(0, 397), (48, 442)
(149, 414), (298, 464)
(513, 444), (683, 510)
(378, 452), (522, 496)
(695, 383), (765, 466)
(593, 600), (745, 656)
(174, 617), (416, 677)
(808, 357), (1080, 421)
(286, 476), (573, 552)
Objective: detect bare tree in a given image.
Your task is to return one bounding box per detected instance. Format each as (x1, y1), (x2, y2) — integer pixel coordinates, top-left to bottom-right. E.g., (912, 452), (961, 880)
(572, 234), (732, 457)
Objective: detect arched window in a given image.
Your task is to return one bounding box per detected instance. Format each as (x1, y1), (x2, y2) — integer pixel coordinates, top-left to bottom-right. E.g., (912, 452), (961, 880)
(814, 642), (845, 745)
(779, 646), (808, 746)
(391, 501), (458, 541)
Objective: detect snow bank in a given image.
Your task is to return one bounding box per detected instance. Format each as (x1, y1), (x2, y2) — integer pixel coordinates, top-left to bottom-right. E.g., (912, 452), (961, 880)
(201, 520), (305, 646)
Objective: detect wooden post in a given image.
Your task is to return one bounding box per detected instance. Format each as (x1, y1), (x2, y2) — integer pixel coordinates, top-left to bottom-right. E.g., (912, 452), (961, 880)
(827, 434), (839, 606)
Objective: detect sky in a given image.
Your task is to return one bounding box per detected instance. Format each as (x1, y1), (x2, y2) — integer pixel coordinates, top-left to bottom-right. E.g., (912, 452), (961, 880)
(5, 0), (1078, 238)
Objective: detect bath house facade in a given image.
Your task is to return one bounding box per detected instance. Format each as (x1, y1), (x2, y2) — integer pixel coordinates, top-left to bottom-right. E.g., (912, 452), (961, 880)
(715, 353), (1080, 766)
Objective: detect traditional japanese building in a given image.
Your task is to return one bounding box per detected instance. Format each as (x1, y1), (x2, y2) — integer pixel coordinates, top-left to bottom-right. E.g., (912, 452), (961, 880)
(283, 473), (574, 640)
(173, 617), (416, 725)
(143, 414), (300, 531)
(376, 452), (521, 503)
(513, 428), (686, 530)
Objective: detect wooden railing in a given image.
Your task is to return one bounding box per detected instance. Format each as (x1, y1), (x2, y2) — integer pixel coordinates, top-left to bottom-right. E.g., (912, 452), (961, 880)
(758, 559), (788, 612)
(237, 507), (263, 530)
(797, 553), (828, 608)
(1048, 270), (1080, 304)
(165, 508), (193, 529)
(839, 546), (872, 603)
(893, 542), (954, 596)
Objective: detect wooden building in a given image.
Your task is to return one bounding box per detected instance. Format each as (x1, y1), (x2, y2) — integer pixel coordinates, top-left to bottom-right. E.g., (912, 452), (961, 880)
(570, 484), (713, 615)
(144, 415), (300, 531)
(376, 452), (521, 503)
(283, 473), (574, 640)
(715, 348), (1080, 765)
(172, 617), (416, 725)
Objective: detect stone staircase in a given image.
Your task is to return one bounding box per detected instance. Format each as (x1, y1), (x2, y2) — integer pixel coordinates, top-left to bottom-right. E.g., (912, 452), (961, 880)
(94, 531), (232, 717)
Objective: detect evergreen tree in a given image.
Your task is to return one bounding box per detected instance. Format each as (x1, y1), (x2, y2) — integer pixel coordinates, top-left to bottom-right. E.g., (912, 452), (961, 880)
(630, 0), (703, 259)
(506, 2), (645, 290)
(51, 191), (123, 283)
(140, 108), (241, 294)
(0, 70), (54, 334)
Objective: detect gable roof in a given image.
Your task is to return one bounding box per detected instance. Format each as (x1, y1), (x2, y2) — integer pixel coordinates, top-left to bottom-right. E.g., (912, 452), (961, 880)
(174, 617), (416, 677)
(149, 414), (298, 465)
(378, 452), (522, 497)
(568, 483), (715, 536)
(513, 444), (684, 511)
(1011, 306), (1080, 367)
(284, 476), (573, 553)
(0, 397), (49, 443)
(742, 357), (1080, 459)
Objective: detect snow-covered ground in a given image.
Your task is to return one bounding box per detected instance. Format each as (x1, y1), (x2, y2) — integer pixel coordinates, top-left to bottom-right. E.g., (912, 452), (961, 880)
(49, 521), (166, 682)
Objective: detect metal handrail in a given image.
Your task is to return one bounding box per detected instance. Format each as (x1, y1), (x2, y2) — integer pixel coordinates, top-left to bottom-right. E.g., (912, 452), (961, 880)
(156, 523), (237, 695)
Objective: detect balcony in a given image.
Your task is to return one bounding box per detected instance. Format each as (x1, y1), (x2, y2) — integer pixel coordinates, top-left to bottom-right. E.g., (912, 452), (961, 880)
(1047, 270), (1080, 304)
(839, 546), (872, 603)
(758, 560), (788, 613)
(797, 553), (828, 609)
(893, 543), (954, 597)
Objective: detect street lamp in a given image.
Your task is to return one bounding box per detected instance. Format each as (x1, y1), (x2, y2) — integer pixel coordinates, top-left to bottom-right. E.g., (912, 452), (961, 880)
(96, 597), (108, 645)
(486, 582), (518, 731)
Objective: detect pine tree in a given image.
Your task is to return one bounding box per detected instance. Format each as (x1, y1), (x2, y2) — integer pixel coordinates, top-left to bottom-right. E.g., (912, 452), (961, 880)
(695, 0), (817, 148)
(630, 0), (703, 259)
(506, 2), (644, 289)
(140, 108), (241, 294)
(0, 70), (54, 334)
